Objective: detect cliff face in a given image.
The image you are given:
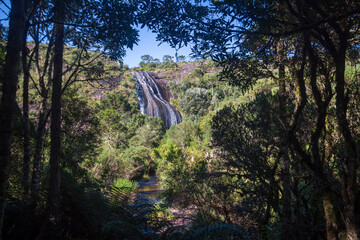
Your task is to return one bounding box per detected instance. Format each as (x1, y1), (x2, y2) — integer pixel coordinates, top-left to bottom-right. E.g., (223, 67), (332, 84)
(132, 71), (182, 129)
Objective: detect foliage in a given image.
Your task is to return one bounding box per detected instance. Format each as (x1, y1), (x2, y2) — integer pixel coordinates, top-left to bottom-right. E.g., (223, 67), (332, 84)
(183, 224), (250, 240)
(113, 178), (139, 193)
(119, 145), (152, 179)
(211, 93), (283, 227)
(3, 0), (360, 237)
(138, 54), (179, 71)
(139, 0), (360, 238)
(61, 87), (100, 177)
(129, 117), (166, 148)
(179, 88), (211, 118)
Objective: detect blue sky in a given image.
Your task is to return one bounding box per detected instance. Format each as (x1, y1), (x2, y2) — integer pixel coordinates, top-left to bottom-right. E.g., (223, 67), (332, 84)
(123, 28), (192, 68)
(0, 1), (192, 68)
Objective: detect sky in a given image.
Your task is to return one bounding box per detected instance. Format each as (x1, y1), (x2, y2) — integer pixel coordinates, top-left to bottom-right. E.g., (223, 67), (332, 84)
(0, 1), (193, 68)
(122, 28), (193, 68)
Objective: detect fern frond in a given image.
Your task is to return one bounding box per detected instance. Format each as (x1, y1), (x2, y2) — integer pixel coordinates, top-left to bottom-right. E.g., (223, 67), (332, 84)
(102, 220), (146, 240)
(184, 224), (247, 240)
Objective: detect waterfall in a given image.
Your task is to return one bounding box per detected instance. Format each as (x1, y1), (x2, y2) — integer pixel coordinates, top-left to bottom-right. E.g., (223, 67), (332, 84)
(132, 71), (182, 129)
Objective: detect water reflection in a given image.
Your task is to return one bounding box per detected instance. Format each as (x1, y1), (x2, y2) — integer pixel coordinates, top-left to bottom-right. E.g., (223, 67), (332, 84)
(137, 176), (164, 200)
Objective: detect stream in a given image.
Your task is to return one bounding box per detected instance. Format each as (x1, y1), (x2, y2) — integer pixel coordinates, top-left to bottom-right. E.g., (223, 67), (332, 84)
(135, 176), (191, 227)
(136, 176), (163, 201)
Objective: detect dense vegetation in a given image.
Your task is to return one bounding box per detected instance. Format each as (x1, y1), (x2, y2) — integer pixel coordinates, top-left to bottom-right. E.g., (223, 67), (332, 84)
(1, 0), (360, 240)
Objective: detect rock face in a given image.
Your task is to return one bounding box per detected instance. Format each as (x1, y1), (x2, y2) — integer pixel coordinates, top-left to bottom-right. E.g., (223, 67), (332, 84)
(132, 71), (182, 129)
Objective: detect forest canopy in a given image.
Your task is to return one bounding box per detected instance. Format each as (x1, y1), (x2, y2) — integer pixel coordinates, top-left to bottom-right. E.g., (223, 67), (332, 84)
(0, 0), (359, 240)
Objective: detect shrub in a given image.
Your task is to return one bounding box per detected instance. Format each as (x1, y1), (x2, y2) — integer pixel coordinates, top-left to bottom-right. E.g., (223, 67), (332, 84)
(113, 178), (139, 193)
(180, 88), (211, 118)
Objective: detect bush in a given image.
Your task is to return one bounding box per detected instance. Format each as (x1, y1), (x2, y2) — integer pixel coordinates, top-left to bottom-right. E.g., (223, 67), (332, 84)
(113, 178), (139, 193)
(180, 88), (211, 118)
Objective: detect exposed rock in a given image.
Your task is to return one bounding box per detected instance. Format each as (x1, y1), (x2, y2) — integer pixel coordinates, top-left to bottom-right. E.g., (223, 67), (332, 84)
(132, 71), (182, 129)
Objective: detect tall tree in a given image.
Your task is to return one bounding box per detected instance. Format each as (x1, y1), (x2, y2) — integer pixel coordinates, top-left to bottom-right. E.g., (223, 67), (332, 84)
(277, 38), (292, 240)
(21, 7), (31, 202)
(48, 0), (65, 222)
(0, 0), (26, 237)
(45, 0), (138, 223)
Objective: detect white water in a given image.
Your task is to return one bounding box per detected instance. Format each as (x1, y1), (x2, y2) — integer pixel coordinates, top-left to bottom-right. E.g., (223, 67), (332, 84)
(132, 71), (182, 129)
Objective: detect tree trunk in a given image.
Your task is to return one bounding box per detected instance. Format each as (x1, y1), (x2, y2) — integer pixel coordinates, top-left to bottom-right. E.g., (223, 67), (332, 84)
(31, 102), (48, 199)
(31, 18), (54, 201)
(334, 40), (359, 240)
(323, 192), (340, 240)
(278, 39), (292, 240)
(0, 0), (26, 237)
(48, 0), (65, 223)
(21, 22), (31, 202)
(336, 57), (360, 240)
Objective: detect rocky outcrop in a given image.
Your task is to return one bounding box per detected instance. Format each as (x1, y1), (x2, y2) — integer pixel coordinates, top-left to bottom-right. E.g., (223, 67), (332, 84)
(132, 71), (182, 129)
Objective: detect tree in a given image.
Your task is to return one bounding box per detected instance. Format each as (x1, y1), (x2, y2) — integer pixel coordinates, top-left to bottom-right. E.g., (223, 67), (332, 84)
(45, 0), (139, 224)
(0, 0), (140, 232)
(178, 55), (186, 62)
(48, 0), (65, 223)
(0, 0), (26, 237)
(162, 54), (173, 63)
(140, 0), (360, 238)
(141, 54), (153, 63)
(179, 88), (211, 118)
(20, 2), (31, 201)
(211, 93), (283, 231)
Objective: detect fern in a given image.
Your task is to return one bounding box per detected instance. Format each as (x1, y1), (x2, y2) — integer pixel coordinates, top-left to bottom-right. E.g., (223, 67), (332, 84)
(183, 224), (248, 240)
(102, 220), (146, 240)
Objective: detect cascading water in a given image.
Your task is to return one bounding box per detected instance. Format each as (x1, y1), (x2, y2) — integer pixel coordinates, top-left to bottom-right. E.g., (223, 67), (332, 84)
(132, 71), (182, 129)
